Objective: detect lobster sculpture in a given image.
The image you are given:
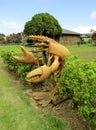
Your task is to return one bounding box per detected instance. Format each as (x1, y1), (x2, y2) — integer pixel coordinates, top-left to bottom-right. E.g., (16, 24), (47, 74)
(13, 35), (70, 106)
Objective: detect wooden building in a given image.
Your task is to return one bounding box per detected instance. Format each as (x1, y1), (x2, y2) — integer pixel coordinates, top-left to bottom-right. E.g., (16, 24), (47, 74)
(60, 28), (81, 45)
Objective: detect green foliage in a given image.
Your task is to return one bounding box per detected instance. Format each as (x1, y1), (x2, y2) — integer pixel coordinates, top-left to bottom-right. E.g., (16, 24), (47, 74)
(1, 51), (19, 71)
(1, 45), (96, 128)
(17, 64), (35, 79)
(87, 38), (92, 44)
(77, 38), (86, 46)
(0, 34), (6, 44)
(24, 13), (62, 39)
(58, 56), (96, 126)
(0, 33), (5, 36)
(1, 51), (35, 80)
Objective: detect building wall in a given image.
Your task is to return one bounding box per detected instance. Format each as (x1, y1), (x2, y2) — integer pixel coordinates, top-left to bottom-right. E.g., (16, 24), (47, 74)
(59, 35), (80, 45)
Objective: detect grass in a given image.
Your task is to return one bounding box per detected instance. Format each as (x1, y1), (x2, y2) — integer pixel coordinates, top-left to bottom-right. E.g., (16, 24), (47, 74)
(0, 45), (21, 54)
(0, 43), (96, 61)
(67, 44), (96, 61)
(0, 43), (95, 130)
(0, 64), (70, 130)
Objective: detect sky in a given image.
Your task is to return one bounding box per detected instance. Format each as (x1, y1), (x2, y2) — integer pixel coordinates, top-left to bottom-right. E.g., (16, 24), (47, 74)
(0, 0), (96, 35)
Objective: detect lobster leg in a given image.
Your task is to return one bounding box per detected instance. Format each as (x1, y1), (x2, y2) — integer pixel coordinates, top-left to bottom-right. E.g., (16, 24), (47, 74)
(32, 85), (57, 107)
(32, 57), (64, 107)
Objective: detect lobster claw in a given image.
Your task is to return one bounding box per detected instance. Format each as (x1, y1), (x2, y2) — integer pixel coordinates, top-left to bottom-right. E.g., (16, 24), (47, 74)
(13, 46), (36, 64)
(26, 55), (60, 83)
(26, 65), (51, 83)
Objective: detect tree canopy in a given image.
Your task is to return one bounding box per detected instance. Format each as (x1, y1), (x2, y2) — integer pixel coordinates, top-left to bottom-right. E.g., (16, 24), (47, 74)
(24, 13), (62, 39)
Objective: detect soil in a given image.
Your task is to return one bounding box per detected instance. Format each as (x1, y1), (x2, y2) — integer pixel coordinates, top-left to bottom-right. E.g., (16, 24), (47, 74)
(0, 57), (94, 130)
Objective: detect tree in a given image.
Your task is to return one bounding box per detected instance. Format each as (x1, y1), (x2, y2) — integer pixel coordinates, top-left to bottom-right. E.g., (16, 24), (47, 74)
(0, 33), (6, 44)
(91, 31), (96, 46)
(6, 33), (22, 43)
(0, 35), (4, 41)
(24, 13), (62, 39)
(0, 33), (5, 37)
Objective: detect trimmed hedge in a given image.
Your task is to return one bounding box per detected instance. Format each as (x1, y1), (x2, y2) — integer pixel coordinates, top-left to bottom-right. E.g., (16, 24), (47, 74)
(1, 51), (96, 127)
(58, 56), (96, 126)
(1, 51), (35, 80)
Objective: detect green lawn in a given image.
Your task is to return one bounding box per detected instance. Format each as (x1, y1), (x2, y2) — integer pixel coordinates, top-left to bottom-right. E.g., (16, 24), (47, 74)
(0, 64), (70, 130)
(0, 44), (96, 61)
(67, 44), (96, 61)
(0, 45), (21, 54)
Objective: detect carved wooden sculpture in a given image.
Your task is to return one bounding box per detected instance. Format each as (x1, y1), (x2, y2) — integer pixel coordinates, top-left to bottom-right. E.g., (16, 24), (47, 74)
(13, 35), (70, 106)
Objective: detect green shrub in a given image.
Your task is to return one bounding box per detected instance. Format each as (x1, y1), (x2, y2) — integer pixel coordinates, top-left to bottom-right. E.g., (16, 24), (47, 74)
(58, 56), (96, 126)
(1, 51), (19, 71)
(1, 51), (35, 79)
(1, 50), (96, 127)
